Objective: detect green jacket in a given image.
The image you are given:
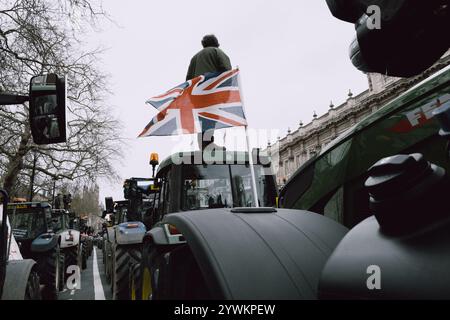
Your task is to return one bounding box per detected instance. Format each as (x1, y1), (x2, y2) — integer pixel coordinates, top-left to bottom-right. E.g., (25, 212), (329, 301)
(186, 47), (232, 80)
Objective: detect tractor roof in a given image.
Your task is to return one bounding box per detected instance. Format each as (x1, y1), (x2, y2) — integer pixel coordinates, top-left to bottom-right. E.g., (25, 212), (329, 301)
(157, 150), (271, 176)
(7, 202), (51, 210)
(114, 200), (129, 207)
(125, 177), (157, 182)
(52, 209), (68, 215)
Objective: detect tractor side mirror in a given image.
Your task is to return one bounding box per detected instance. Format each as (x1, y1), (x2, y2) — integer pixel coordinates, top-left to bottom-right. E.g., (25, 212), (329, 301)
(29, 73), (67, 145)
(105, 197), (114, 213)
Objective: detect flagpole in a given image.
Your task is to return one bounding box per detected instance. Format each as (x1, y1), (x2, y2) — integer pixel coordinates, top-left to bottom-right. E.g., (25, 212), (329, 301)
(245, 126), (260, 208)
(237, 67), (259, 208)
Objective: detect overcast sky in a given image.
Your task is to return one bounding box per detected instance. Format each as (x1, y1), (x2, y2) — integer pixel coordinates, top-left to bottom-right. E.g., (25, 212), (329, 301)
(89, 1), (369, 203)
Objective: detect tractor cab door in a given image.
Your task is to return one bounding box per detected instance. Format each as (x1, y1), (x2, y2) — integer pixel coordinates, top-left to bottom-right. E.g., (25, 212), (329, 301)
(154, 164), (182, 223)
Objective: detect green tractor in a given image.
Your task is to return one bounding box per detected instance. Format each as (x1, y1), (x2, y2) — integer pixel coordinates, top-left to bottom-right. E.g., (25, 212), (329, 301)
(70, 216), (90, 270)
(7, 202), (64, 299)
(280, 64), (450, 229)
(52, 209), (82, 281)
(1, 74), (68, 300)
(102, 198), (136, 299)
(0, 191), (41, 300)
(79, 217), (94, 267)
(102, 177), (159, 300)
(132, 149), (283, 300)
(143, 150), (277, 217)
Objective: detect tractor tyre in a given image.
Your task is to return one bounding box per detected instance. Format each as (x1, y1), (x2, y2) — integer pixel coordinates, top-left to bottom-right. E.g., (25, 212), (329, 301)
(102, 240), (106, 266)
(130, 263), (142, 300)
(112, 245), (132, 300)
(128, 245), (142, 300)
(58, 252), (65, 291)
(81, 244), (88, 270)
(39, 245), (60, 300)
(65, 246), (79, 269)
(105, 242), (112, 284)
(24, 268), (42, 300)
(140, 242), (170, 300)
(64, 246), (79, 282)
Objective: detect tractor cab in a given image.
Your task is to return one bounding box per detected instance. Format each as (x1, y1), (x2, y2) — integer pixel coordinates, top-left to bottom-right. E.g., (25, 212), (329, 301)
(124, 178), (159, 198)
(146, 150), (278, 226)
(51, 209), (70, 233)
(280, 65), (450, 229)
(7, 202), (53, 257)
(6, 202), (62, 299)
(113, 200), (130, 224)
(123, 178), (159, 225)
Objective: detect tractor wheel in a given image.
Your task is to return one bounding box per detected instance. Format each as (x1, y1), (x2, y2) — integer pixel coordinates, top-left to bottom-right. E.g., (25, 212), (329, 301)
(81, 244), (88, 270)
(65, 246), (79, 271)
(88, 239), (93, 256)
(110, 249), (115, 295)
(112, 245), (134, 300)
(128, 245), (142, 273)
(59, 252), (65, 291)
(130, 263), (141, 300)
(77, 243), (83, 269)
(112, 245), (128, 299)
(105, 242), (112, 284)
(104, 256), (110, 282)
(140, 242), (168, 300)
(40, 245), (60, 300)
(102, 240), (106, 265)
(24, 268), (42, 300)
(102, 246), (106, 266)
(128, 246), (142, 300)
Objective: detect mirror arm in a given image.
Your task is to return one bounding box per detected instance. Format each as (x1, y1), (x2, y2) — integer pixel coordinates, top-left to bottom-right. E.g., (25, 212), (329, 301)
(0, 94), (29, 105)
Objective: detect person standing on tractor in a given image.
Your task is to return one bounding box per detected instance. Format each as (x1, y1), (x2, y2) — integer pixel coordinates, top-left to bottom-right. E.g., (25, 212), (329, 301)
(186, 34), (232, 151)
(186, 34), (232, 81)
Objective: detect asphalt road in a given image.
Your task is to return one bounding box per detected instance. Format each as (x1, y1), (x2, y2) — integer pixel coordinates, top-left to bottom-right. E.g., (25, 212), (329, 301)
(59, 246), (112, 300)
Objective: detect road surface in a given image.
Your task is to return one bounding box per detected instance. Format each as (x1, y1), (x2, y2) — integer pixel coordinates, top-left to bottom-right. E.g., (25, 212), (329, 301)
(59, 246), (112, 300)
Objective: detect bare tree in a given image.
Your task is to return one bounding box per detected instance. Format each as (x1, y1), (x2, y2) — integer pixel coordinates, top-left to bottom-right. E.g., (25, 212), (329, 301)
(70, 184), (100, 217)
(0, 0), (123, 198)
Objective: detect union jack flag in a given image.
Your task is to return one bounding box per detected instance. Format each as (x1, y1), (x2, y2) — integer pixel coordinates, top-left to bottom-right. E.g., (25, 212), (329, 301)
(138, 69), (247, 137)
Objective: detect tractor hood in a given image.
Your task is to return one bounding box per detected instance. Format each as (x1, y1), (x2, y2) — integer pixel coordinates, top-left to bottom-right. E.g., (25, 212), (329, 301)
(161, 207), (348, 300)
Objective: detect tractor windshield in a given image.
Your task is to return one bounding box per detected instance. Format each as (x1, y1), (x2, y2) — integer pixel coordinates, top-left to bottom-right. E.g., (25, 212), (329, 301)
(7, 207), (47, 240)
(51, 211), (69, 232)
(181, 164), (277, 210)
(137, 180), (155, 192)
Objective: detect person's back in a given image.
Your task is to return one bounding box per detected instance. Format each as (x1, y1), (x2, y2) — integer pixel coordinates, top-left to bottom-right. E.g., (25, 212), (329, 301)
(186, 34), (231, 80)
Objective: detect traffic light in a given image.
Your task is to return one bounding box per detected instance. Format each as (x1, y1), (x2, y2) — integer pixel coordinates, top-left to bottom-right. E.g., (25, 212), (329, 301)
(29, 73), (67, 144)
(326, 0), (450, 77)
